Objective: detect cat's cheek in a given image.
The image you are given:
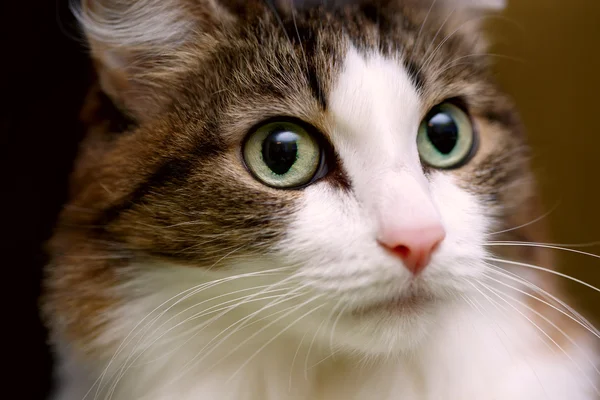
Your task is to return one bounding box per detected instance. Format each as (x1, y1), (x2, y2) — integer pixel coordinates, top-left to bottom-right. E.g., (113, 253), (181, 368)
(427, 173), (491, 278)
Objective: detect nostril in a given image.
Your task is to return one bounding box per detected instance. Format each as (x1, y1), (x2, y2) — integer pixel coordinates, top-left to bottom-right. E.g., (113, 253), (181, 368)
(392, 244), (410, 259)
(377, 224), (446, 274)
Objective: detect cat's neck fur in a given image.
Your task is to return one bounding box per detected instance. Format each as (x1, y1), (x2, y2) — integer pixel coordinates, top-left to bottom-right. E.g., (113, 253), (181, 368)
(52, 267), (593, 400)
(45, 2), (598, 399)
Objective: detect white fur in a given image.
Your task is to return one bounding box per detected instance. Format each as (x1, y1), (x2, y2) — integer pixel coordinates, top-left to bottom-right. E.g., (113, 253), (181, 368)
(52, 44), (597, 400)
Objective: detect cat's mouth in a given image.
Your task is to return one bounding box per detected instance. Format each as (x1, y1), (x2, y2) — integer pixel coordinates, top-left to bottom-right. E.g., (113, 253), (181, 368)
(352, 289), (438, 316)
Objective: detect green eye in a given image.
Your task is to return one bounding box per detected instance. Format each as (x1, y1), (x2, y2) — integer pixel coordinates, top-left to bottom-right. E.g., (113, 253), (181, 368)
(243, 121), (322, 188)
(417, 102), (476, 169)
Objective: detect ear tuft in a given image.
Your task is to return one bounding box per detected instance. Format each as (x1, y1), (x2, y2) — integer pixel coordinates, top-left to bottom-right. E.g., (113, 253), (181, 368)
(76, 0), (193, 53)
(73, 0), (234, 118)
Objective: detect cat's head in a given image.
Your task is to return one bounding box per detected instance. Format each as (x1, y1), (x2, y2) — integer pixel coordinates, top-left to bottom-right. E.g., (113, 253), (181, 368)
(47, 0), (548, 357)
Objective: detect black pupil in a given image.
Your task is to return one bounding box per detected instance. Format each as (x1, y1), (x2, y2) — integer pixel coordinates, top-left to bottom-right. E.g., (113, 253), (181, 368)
(262, 129), (299, 175)
(426, 111), (458, 154)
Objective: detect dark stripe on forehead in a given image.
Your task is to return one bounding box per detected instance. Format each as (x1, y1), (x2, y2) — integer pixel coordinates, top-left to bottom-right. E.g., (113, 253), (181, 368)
(281, 18), (327, 109)
(402, 59), (425, 91)
(307, 60), (327, 109)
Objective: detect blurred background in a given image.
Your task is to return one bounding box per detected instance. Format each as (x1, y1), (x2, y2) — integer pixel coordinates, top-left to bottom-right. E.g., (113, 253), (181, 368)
(2, 0), (599, 399)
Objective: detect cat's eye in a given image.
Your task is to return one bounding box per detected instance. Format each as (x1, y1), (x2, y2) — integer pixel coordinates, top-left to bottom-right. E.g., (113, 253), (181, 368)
(243, 120), (324, 188)
(417, 102), (476, 169)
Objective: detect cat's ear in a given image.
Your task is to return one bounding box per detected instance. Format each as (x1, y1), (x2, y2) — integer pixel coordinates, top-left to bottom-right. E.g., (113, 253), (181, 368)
(75, 0), (237, 119)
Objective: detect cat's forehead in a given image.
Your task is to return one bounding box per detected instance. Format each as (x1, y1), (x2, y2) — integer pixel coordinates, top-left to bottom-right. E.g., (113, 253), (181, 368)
(178, 3), (493, 137)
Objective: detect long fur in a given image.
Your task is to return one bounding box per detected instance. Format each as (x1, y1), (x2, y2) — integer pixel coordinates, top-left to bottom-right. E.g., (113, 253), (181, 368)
(44, 1), (599, 399)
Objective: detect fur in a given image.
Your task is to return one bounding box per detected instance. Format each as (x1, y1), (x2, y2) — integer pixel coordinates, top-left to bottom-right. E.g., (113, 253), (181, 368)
(44, 1), (599, 399)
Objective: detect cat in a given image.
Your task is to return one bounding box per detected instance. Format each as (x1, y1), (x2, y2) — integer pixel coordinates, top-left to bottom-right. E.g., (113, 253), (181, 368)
(43, 0), (599, 399)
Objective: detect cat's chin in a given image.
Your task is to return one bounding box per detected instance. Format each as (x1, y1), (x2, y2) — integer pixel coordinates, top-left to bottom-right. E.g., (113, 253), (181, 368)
(331, 293), (455, 355)
(352, 291), (438, 316)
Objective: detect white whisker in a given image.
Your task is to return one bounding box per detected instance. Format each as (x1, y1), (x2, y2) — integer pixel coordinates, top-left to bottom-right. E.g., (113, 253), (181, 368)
(128, 289), (297, 367)
(484, 262), (598, 335)
(420, 5), (455, 71)
(481, 280), (600, 389)
(289, 329), (310, 391)
(483, 266), (600, 339)
(205, 292), (325, 374)
(486, 256), (600, 294)
(139, 291), (310, 399)
(410, 0), (438, 63)
(329, 301), (350, 354)
(304, 298), (342, 379)
(482, 273), (600, 374)
(476, 281), (560, 354)
(98, 267), (294, 399)
(486, 241), (600, 259)
(156, 284), (311, 391)
(488, 201), (560, 235)
(227, 301), (326, 384)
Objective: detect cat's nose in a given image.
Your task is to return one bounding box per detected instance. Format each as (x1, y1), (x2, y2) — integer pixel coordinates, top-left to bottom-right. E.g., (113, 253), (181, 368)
(378, 224), (446, 275)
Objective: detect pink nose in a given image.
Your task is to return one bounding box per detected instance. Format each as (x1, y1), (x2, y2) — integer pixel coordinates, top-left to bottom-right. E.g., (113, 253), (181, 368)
(378, 224), (446, 275)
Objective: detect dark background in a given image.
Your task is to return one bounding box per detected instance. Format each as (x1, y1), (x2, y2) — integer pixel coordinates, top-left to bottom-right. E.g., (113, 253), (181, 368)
(2, 1), (599, 399)
(2, 2), (92, 399)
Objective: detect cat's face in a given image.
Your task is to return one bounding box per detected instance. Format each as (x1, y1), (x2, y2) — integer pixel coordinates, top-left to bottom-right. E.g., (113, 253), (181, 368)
(47, 0), (541, 357)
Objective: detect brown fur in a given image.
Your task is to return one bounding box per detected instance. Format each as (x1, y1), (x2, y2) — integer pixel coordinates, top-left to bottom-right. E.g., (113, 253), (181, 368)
(43, 0), (584, 358)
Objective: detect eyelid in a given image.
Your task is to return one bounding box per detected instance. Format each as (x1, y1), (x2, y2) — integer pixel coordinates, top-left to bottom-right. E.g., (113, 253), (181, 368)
(422, 97), (470, 119)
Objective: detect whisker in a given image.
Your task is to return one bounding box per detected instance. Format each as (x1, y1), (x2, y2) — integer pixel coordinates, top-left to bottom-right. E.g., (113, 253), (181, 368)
(488, 201), (560, 236)
(476, 281), (562, 354)
(480, 280), (600, 388)
(460, 291), (521, 364)
(304, 298), (343, 379)
(95, 267), (293, 399)
(466, 280), (508, 313)
(308, 348), (341, 371)
(463, 289), (558, 397)
(435, 52), (526, 77)
(420, 14), (491, 75)
(225, 300), (327, 384)
(469, 283), (565, 397)
(160, 285), (312, 389)
(265, 0), (306, 77)
(409, 0), (438, 63)
(127, 288), (297, 368)
(486, 257), (600, 294)
(91, 279), (248, 400)
(485, 263), (598, 335)
(198, 287), (316, 371)
(137, 284), (287, 343)
(289, 329), (310, 391)
(108, 279), (284, 385)
(483, 266), (600, 339)
(128, 290), (310, 400)
(305, 299), (348, 371)
(486, 242), (600, 259)
(329, 301), (350, 354)
(420, 5), (456, 71)
(289, 0), (311, 80)
(108, 290), (300, 400)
